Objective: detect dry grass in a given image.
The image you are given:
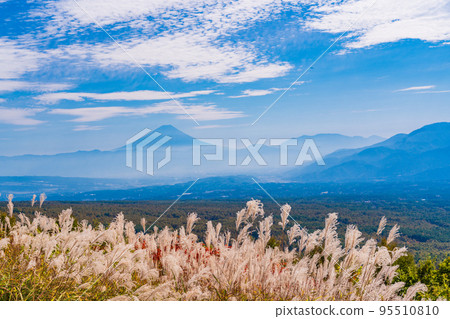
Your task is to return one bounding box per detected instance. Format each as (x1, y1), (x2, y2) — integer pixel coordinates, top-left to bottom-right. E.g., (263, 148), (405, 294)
(0, 199), (426, 301)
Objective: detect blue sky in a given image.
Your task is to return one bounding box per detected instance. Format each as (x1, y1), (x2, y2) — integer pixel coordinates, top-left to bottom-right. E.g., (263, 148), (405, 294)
(0, 0), (449, 156)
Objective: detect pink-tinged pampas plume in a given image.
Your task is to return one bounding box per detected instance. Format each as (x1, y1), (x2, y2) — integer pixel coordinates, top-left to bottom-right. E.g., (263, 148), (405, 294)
(140, 218), (146, 232)
(31, 194), (37, 207)
(7, 194), (13, 217)
(387, 224), (400, 245)
(377, 216), (387, 235)
(279, 204), (291, 230)
(186, 213), (199, 234)
(39, 193), (47, 208)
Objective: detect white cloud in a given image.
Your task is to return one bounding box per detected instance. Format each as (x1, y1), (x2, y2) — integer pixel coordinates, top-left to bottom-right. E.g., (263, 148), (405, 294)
(10, 0), (450, 87)
(395, 85), (435, 92)
(73, 125), (104, 131)
(39, 1), (294, 83)
(63, 33), (291, 83)
(50, 102), (245, 122)
(0, 108), (44, 125)
(393, 86), (450, 94)
(173, 102), (245, 121)
(229, 88), (284, 98)
(44, 0), (203, 29)
(36, 89), (215, 104)
(50, 106), (127, 122)
(0, 39), (43, 79)
(215, 63), (291, 83)
(228, 82), (307, 98)
(305, 0), (450, 49)
(230, 89), (274, 98)
(415, 90), (450, 94)
(44, 0), (290, 34)
(0, 98), (5, 103)
(46, 0), (450, 55)
(0, 80), (73, 93)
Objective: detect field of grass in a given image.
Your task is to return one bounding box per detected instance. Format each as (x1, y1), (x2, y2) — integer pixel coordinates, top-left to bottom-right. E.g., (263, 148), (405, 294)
(1, 197), (449, 301)
(9, 197), (449, 261)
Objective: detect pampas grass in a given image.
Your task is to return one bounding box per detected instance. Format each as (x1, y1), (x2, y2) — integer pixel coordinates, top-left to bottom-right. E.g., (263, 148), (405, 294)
(39, 193), (47, 208)
(31, 195), (37, 207)
(0, 199), (426, 301)
(7, 194), (14, 218)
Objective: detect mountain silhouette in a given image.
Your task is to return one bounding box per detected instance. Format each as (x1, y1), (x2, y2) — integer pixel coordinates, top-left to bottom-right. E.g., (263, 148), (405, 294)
(290, 122), (450, 182)
(0, 125), (383, 179)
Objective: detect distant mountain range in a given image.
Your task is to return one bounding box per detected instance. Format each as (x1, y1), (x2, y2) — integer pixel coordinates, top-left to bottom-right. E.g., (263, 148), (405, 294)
(0, 124), (383, 180)
(289, 122), (450, 182)
(288, 133), (383, 156)
(1, 122), (449, 200)
(0, 125), (198, 180)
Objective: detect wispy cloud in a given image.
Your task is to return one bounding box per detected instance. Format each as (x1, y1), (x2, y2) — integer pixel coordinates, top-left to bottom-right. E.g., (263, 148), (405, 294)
(73, 125), (104, 131)
(36, 89), (216, 104)
(50, 102), (245, 122)
(393, 86), (450, 94)
(38, 1), (293, 83)
(54, 34), (291, 84)
(211, 62), (291, 84)
(12, 0), (450, 87)
(0, 80), (73, 93)
(4, 0), (450, 89)
(395, 85), (435, 92)
(0, 107), (44, 125)
(0, 39), (43, 79)
(228, 81), (307, 98)
(415, 90), (450, 94)
(305, 0), (450, 49)
(42, 0), (294, 38)
(229, 88), (284, 98)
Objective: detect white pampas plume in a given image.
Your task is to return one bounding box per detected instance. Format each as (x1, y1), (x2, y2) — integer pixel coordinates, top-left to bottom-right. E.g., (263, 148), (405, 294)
(257, 216), (273, 247)
(186, 213), (199, 234)
(215, 223), (221, 237)
(31, 194), (36, 207)
(246, 199), (264, 221)
(287, 224), (302, 245)
(39, 193), (47, 208)
(345, 224), (363, 251)
(387, 224), (400, 245)
(205, 221), (215, 248)
(236, 223), (252, 245)
(7, 194), (14, 217)
(404, 283), (427, 301)
(235, 209), (246, 231)
(278, 204), (291, 230)
(377, 216), (387, 235)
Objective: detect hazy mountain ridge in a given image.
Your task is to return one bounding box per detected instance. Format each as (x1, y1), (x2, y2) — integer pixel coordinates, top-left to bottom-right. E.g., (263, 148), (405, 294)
(2, 122), (449, 200)
(291, 122), (450, 182)
(0, 125), (383, 179)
